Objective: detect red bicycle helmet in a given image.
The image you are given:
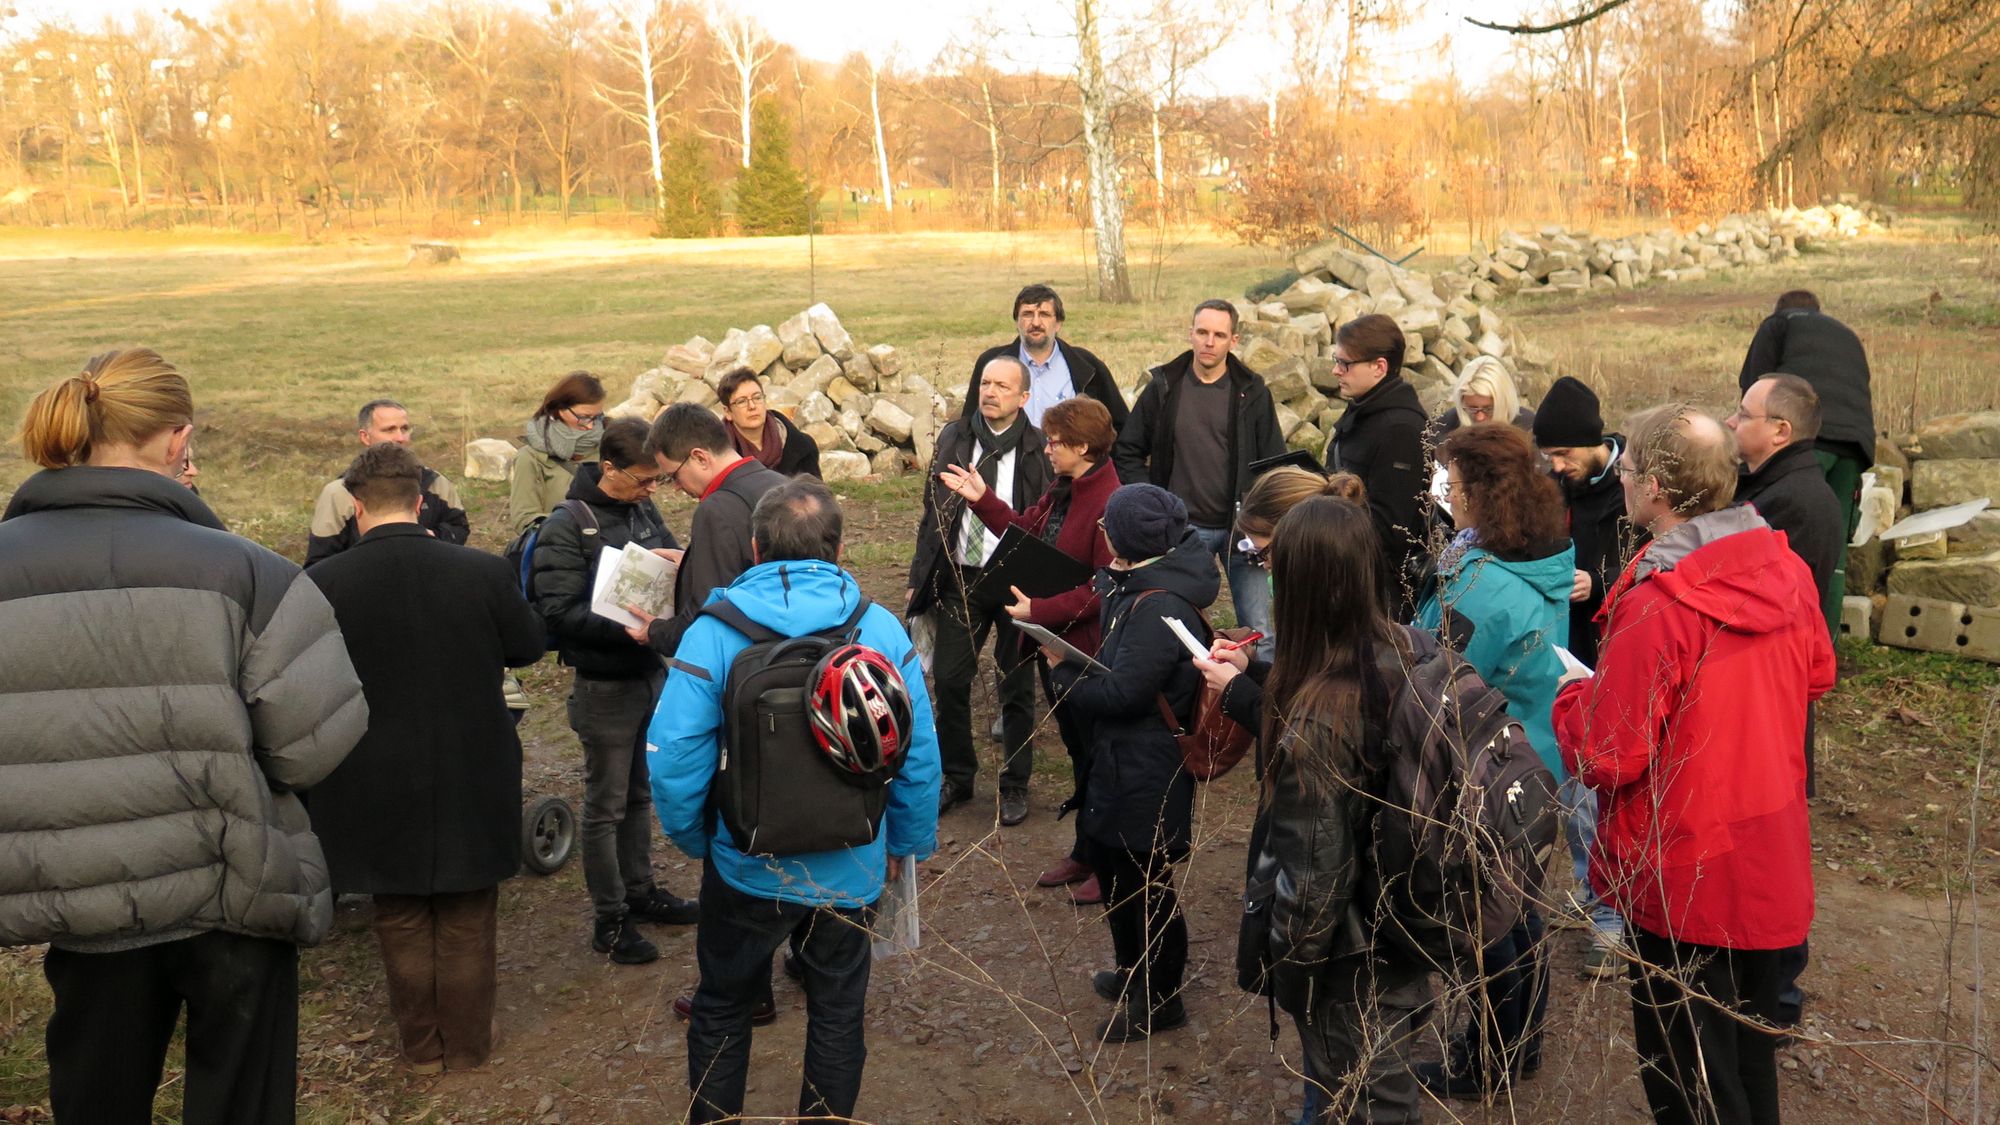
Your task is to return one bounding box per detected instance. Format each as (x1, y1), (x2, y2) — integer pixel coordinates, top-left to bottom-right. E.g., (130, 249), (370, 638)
(808, 644), (913, 783)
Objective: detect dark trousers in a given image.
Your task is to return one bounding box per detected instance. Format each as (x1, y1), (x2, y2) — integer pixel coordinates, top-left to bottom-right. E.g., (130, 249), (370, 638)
(932, 564), (1036, 793)
(44, 931), (298, 1125)
(1085, 841), (1187, 1006)
(1775, 939), (1808, 1026)
(1297, 969), (1431, 1124)
(1815, 448), (1863, 637)
(373, 886), (500, 1069)
(569, 670), (664, 918)
(1041, 658), (1093, 862)
(1458, 908), (1550, 1079)
(687, 862), (874, 1124)
(1629, 926), (1784, 1125)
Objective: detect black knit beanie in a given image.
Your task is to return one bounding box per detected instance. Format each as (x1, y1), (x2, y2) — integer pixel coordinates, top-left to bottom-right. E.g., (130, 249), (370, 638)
(1533, 376), (1605, 448)
(1101, 483), (1188, 561)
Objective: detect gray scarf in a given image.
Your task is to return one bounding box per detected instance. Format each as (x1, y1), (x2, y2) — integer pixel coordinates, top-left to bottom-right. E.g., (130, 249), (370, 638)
(524, 416), (601, 464)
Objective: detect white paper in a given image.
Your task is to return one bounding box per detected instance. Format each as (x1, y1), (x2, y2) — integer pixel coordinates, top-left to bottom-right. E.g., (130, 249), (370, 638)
(1162, 615), (1210, 661)
(589, 543), (676, 630)
(1879, 499), (1990, 544)
(872, 860), (920, 959)
(1016, 621), (1110, 673)
(1554, 646), (1592, 679)
(1430, 463), (1453, 516)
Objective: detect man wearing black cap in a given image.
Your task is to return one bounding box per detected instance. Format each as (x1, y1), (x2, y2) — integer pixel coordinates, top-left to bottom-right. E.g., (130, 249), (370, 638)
(1533, 376), (1643, 668)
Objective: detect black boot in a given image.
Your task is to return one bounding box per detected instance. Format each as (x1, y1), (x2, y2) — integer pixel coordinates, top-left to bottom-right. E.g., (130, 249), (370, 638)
(592, 914), (660, 965)
(626, 887), (700, 925)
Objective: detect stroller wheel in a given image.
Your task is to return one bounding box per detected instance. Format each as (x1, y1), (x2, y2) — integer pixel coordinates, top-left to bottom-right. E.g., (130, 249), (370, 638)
(521, 794), (577, 875)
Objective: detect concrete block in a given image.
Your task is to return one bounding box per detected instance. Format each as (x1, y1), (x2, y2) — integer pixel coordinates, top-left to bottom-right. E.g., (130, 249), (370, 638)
(1880, 594), (2000, 663)
(1838, 596), (1873, 641)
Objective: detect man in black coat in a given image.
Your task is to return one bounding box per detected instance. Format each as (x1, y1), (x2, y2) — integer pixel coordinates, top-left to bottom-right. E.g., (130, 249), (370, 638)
(1739, 289), (1873, 627)
(1727, 371), (1846, 1032)
(911, 356), (1053, 825)
(1533, 376), (1646, 668)
(962, 283), (1129, 431)
(306, 443), (545, 1074)
(1114, 299), (1285, 644)
(1325, 313), (1430, 615)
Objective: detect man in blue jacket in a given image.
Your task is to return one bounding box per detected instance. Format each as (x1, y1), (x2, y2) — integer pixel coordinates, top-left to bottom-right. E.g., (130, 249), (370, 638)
(648, 477), (941, 1125)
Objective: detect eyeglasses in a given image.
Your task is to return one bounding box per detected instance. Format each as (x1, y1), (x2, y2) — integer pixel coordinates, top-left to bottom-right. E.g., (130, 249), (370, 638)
(607, 464), (663, 491)
(1731, 409), (1779, 425)
(1236, 536), (1269, 569)
(727, 393), (766, 409)
(564, 408), (605, 427)
(1332, 356), (1381, 371)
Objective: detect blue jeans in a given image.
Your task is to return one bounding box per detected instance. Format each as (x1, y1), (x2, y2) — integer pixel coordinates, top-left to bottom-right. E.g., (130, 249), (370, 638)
(686, 863), (874, 1124)
(1559, 776), (1624, 943)
(1191, 524), (1273, 658)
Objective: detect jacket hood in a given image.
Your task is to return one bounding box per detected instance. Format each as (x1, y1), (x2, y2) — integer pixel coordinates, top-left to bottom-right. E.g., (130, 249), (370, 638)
(3, 465), (226, 530)
(563, 460), (629, 508)
(1340, 372), (1426, 427)
(714, 557), (868, 636)
(1098, 528), (1223, 609)
(1630, 506), (1803, 635)
(1452, 540), (1575, 606)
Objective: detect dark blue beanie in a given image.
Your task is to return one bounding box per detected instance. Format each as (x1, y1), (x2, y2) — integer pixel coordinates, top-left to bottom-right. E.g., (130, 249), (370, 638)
(1102, 483), (1188, 561)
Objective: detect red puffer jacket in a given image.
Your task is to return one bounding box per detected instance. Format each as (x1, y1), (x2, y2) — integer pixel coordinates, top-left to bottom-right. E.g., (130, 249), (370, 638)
(1554, 507), (1835, 950)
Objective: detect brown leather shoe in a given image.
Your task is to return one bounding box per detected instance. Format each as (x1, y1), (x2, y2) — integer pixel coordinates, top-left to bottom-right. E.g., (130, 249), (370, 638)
(1069, 874), (1104, 906)
(1038, 856), (1093, 887)
(672, 993), (778, 1026)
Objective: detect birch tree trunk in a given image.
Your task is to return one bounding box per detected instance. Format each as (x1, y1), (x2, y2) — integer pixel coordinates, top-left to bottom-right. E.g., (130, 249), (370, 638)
(637, 17), (667, 229)
(868, 59), (894, 211)
(1075, 0), (1132, 303)
(982, 78), (1002, 222)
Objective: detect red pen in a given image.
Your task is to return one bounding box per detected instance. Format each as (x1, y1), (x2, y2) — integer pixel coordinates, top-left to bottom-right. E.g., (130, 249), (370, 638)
(1217, 632), (1265, 653)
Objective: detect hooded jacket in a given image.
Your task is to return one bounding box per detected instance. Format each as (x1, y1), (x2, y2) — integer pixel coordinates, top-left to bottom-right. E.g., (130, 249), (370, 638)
(1048, 531), (1221, 855)
(0, 467), (368, 949)
(1554, 506), (1834, 949)
(531, 462), (679, 680)
(509, 415), (601, 534)
(1416, 540), (1576, 781)
(1558, 436), (1645, 668)
(1327, 373), (1430, 611)
(647, 559), (942, 909)
(966, 457), (1121, 655)
(1739, 309), (1875, 468)
(1112, 352), (1286, 516)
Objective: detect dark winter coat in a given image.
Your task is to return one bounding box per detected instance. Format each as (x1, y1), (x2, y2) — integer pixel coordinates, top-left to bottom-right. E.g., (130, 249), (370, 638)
(531, 463), (678, 680)
(1327, 373), (1430, 610)
(646, 458), (788, 659)
(738, 411), (822, 479)
(306, 467), (469, 568)
(1737, 441), (1846, 610)
(1559, 436), (1646, 668)
(966, 457), (1121, 655)
(964, 337), (1131, 432)
(1112, 352), (1286, 514)
(1047, 532), (1220, 856)
(0, 467), (368, 949)
(907, 417), (1053, 617)
(1739, 309), (1875, 468)
(306, 524), (546, 896)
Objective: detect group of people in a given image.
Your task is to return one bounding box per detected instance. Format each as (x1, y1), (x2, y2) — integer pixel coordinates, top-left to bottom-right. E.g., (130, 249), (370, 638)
(0, 278), (1872, 1125)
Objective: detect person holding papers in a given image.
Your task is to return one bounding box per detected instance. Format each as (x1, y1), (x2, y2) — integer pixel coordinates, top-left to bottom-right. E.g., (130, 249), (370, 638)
(938, 396), (1121, 904)
(530, 418), (698, 966)
(1410, 422), (1576, 1099)
(1045, 484), (1219, 1044)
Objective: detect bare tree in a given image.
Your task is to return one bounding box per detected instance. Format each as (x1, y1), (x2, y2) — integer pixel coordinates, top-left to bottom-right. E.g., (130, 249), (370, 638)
(596, 0), (696, 231)
(1074, 0), (1131, 302)
(707, 3), (774, 168)
(522, 0), (603, 219)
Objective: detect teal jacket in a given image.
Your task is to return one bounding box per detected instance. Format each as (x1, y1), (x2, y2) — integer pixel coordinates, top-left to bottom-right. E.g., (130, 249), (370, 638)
(1416, 541), (1575, 781)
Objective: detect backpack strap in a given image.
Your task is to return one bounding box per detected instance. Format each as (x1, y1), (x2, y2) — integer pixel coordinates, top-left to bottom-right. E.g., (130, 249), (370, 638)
(698, 599), (783, 645)
(558, 498), (599, 534)
(1130, 588), (1205, 733)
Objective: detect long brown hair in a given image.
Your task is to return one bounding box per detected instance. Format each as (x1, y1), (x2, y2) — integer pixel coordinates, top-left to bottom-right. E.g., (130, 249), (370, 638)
(1261, 495), (1404, 787)
(534, 371), (606, 421)
(1236, 467), (1366, 539)
(18, 349), (192, 469)
(1437, 422), (1566, 556)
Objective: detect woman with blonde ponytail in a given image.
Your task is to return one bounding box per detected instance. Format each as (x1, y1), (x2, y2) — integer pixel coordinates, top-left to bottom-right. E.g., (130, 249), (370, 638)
(0, 349), (367, 1123)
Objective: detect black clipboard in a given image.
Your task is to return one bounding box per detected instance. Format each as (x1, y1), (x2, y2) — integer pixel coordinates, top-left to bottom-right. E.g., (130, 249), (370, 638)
(1249, 449), (1324, 478)
(971, 526), (1094, 600)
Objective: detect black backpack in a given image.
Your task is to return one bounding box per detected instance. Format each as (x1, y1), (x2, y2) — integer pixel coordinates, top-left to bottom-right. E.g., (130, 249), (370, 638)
(1363, 626), (1560, 970)
(701, 596), (899, 858)
(505, 500), (597, 649)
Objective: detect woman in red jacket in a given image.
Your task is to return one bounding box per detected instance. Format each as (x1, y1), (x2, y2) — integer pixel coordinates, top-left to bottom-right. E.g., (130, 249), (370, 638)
(939, 396), (1120, 904)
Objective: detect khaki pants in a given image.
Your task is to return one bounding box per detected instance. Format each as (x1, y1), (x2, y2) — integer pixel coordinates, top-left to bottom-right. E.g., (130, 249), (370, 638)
(373, 886), (500, 1070)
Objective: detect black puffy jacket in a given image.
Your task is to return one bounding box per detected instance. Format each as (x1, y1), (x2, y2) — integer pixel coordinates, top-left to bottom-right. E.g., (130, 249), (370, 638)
(531, 463), (679, 680)
(1048, 531), (1219, 856)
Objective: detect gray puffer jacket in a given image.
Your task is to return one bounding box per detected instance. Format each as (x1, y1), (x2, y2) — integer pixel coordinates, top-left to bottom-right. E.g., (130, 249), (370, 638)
(0, 467), (367, 950)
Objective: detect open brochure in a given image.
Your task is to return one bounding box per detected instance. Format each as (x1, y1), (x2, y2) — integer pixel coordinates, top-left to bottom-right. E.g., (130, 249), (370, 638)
(1554, 645), (1592, 681)
(1015, 621), (1111, 673)
(589, 543), (676, 630)
(872, 860), (920, 959)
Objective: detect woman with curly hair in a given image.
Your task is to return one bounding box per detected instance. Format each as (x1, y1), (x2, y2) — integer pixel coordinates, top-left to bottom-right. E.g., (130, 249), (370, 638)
(1412, 421), (1575, 1101)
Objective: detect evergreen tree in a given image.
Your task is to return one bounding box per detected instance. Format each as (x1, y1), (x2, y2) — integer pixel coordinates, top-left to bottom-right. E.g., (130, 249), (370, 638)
(656, 133), (721, 239)
(732, 100), (815, 237)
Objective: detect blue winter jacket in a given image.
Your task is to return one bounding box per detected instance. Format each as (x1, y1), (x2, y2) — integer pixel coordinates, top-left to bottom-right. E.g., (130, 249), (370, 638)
(647, 558), (942, 908)
(1415, 542), (1575, 781)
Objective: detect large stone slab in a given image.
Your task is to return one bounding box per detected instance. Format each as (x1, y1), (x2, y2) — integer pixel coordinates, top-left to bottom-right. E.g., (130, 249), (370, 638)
(463, 438), (516, 481)
(1948, 511), (2000, 554)
(867, 398), (915, 443)
(1912, 459), (2000, 510)
(1909, 412), (2000, 461)
(822, 450), (871, 482)
(1879, 595), (2000, 663)
(806, 303), (855, 360)
(1887, 550), (2000, 607)
(776, 310), (823, 370)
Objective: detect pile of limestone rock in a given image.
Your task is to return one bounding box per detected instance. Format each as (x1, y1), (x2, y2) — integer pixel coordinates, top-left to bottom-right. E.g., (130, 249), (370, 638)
(605, 303), (949, 482)
(1237, 203), (1888, 455)
(1849, 413), (2000, 663)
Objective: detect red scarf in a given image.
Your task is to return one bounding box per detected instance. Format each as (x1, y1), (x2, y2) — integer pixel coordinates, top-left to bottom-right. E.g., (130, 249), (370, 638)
(728, 414), (786, 470)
